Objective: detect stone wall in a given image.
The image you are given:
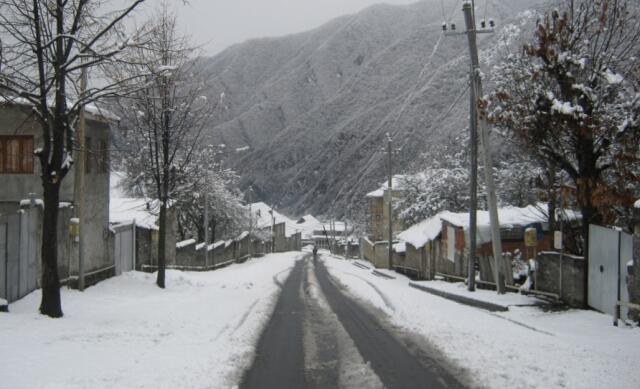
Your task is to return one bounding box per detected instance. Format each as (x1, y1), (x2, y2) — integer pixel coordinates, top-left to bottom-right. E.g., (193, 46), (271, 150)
(536, 251), (587, 308)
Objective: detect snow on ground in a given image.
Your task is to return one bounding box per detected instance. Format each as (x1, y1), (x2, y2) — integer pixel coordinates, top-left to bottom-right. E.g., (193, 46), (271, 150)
(0, 252), (303, 389)
(322, 255), (640, 389)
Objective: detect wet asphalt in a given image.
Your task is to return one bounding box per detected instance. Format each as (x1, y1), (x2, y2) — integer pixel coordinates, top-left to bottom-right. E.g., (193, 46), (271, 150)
(240, 256), (465, 389)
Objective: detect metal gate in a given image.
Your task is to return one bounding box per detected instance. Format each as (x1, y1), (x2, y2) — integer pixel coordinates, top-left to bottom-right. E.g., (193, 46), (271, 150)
(588, 224), (632, 319)
(0, 222), (7, 303)
(114, 223), (135, 275)
(0, 209), (39, 303)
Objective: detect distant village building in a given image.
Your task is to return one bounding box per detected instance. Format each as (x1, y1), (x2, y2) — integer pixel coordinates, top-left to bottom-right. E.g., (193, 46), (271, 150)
(365, 175), (406, 242)
(248, 202), (301, 252)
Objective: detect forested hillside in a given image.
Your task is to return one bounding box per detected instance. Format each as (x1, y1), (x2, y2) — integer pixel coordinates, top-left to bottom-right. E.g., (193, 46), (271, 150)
(200, 0), (542, 216)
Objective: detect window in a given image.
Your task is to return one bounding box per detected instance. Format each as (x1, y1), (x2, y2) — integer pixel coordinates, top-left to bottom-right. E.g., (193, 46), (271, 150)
(0, 136), (34, 174)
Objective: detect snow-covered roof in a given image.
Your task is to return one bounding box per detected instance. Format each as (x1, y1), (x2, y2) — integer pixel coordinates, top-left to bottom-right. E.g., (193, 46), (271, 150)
(294, 214), (349, 239)
(397, 211), (449, 249)
(295, 214), (323, 239)
(0, 95), (119, 122)
(365, 175), (408, 198)
(248, 202), (299, 237)
(109, 172), (159, 229)
(397, 204), (581, 248)
(441, 204), (580, 245)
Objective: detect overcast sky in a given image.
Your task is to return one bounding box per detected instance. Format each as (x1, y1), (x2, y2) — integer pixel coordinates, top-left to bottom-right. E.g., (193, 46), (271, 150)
(158, 0), (418, 55)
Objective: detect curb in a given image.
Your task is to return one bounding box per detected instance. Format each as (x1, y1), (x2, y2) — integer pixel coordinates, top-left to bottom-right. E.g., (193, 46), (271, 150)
(352, 262), (370, 270)
(409, 282), (509, 312)
(372, 269), (396, 280)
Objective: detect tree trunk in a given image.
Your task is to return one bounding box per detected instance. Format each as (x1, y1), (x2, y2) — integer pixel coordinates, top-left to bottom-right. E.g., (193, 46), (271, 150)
(576, 140), (602, 304)
(39, 181), (63, 317)
(546, 163), (557, 231)
(157, 203), (166, 288)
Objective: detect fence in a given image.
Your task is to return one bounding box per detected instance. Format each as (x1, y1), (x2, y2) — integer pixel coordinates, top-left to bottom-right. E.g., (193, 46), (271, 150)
(168, 230), (301, 272)
(0, 207), (39, 304)
(535, 251), (586, 307)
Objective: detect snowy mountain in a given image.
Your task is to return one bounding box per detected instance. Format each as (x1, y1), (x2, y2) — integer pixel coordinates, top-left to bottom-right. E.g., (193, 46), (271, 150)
(199, 0), (542, 216)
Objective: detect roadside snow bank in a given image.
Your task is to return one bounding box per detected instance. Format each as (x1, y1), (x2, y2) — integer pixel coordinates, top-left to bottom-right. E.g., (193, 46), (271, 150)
(0, 252), (302, 389)
(323, 256), (640, 389)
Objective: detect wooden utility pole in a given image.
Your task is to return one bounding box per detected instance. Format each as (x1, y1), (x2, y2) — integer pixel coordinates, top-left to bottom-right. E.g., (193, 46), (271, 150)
(204, 190), (209, 268)
(467, 0), (479, 292)
(386, 133), (394, 270)
(74, 66), (87, 291)
(444, 1), (505, 293)
(461, 1), (506, 293)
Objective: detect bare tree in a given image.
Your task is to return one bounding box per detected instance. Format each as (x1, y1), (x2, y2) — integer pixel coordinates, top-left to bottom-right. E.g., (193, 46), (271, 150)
(488, 0), (640, 255)
(0, 0), (146, 317)
(111, 5), (214, 288)
(172, 145), (247, 243)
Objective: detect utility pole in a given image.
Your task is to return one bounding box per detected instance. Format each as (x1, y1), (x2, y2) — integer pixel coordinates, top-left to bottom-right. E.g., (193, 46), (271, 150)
(445, 1), (505, 293)
(467, 0), (479, 293)
(269, 207), (275, 253)
(344, 213), (349, 260)
(247, 187), (252, 257)
(204, 190), (209, 268)
(462, 1), (505, 293)
(74, 66), (87, 291)
(386, 132), (394, 270)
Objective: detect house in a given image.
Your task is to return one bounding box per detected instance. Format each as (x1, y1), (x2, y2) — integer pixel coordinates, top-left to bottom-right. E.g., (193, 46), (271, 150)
(390, 204), (581, 283)
(295, 214), (322, 245)
(365, 175), (406, 242)
(0, 98), (114, 291)
(248, 202), (301, 252)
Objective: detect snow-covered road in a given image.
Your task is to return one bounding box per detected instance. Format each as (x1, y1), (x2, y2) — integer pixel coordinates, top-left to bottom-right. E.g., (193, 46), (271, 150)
(0, 252), (303, 389)
(242, 256), (462, 389)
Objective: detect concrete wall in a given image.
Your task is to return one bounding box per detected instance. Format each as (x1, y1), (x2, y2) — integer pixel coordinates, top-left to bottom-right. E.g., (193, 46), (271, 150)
(403, 243), (433, 280)
(236, 235), (250, 262)
(211, 242), (225, 265)
(536, 251), (587, 308)
(175, 240), (198, 267)
(361, 238), (375, 264)
(134, 227), (154, 271)
(334, 242), (360, 258)
(273, 222), (287, 253)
